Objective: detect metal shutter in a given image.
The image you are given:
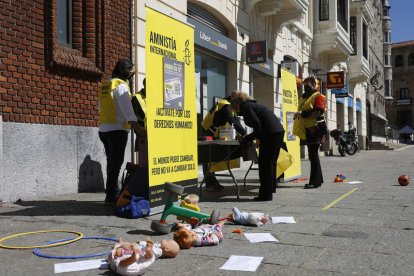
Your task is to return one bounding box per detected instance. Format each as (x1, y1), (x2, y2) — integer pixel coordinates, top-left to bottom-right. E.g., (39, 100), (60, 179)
(187, 2), (228, 36)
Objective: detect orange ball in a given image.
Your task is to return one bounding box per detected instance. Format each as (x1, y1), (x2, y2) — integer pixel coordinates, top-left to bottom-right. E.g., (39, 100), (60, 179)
(398, 175), (410, 186)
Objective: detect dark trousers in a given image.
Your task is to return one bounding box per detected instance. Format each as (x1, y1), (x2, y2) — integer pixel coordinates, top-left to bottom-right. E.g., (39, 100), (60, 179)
(99, 130), (128, 196)
(258, 132), (285, 199)
(202, 163), (217, 185)
(307, 143), (323, 186)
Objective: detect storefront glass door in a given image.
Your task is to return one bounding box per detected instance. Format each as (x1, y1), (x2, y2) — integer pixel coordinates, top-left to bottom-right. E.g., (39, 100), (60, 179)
(195, 51), (227, 136)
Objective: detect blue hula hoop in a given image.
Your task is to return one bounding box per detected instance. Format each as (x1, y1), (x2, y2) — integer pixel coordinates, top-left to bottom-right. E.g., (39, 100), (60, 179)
(33, 236), (118, 259)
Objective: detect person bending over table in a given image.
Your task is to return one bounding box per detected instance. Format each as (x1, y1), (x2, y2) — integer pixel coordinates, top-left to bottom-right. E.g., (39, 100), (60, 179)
(230, 92), (285, 201)
(200, 93), (246, 192)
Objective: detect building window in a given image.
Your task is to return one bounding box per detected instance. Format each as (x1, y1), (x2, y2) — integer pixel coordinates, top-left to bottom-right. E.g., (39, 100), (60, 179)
(319, 0), (329, 21)
(385, 80), (391, 97)
(395, 55), (404, 67)
(362, 23), (368, 59)
(385, 54), (389, 66)
(400, 88), (409, 99)
(409, 53), (414, 65)
(383, 8), (389, 16)
(384, 32), (388, 43)
(350, 16), (357, 55)
(45, 0), (104, 75)
(57, 0), (72, 47)
(337, 0), (348, 31)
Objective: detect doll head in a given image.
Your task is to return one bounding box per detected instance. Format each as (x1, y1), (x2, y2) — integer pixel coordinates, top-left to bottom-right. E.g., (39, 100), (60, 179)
(183, 194), (199, 205)
(160, 239), (180, 257)
(173, 227), (197, 249)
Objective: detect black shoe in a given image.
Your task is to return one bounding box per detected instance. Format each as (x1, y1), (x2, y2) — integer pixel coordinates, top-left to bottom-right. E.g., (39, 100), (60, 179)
(253, 196), (272, 202)
(303, 184), (318, 189)
(205, 184), (222, 192)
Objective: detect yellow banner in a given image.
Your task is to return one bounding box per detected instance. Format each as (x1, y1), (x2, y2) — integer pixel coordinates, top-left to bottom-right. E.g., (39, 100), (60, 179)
(145, 8), (197, 202)
(281, 68), (301, 180)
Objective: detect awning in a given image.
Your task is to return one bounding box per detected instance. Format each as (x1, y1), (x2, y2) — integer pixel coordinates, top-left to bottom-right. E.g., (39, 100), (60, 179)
(399, 125), (414, 134)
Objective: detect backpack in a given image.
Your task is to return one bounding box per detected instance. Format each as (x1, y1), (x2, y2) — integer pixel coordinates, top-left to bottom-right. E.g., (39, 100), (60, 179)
(115, 162), (150, 218)
(115, 196), (150, 218)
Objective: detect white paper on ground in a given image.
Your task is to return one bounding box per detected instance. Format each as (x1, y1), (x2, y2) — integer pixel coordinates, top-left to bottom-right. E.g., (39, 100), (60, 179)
(250, 212), (264, 217)
(244, 233), (279, 243)
(346, 181), (363, 184)
(220, 255), (264, 272)
(271, 216), (296, 224)
(54, 259), (108, 274)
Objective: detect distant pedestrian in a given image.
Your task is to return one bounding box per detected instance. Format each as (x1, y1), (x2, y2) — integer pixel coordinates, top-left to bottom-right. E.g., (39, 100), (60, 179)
(293, 77), (327, 189)
(98, 60), (144, 204)
(231, 92), (285, 201)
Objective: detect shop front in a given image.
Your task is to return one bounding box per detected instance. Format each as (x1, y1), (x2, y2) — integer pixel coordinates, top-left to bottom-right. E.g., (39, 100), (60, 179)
(187, 13), (237, 137)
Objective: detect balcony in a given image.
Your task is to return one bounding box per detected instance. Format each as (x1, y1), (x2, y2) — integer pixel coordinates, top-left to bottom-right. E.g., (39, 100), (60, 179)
(313, 1), (353, 59)
(347, 1), (372, 83)
(244, 0), (309, 31)
(396, 98), (412, 106)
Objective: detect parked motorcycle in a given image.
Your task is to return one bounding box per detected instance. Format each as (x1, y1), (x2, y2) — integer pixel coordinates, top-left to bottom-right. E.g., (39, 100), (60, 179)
(330, 128), (358, 156)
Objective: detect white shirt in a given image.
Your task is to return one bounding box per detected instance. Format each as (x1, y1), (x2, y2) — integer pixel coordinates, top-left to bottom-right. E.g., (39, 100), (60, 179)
(99, 82), (137, 132)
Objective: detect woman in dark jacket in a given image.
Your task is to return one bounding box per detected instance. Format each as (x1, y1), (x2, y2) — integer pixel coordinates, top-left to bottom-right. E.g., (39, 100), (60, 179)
(231, 92), (285, 201)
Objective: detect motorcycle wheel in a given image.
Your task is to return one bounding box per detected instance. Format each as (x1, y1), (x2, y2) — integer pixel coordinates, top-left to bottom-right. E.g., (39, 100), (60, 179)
(346, 143), (358, 155)
(338, 144), (346, 157)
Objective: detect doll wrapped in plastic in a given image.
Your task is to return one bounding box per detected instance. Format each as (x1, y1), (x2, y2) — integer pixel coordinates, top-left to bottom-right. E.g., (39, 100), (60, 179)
(107, 238), (180, 275)
(229, 207), (269, 226)
(173, 221), (224, 249)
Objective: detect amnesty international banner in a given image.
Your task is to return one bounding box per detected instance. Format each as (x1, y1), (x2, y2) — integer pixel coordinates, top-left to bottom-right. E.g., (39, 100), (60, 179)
(146, 8), (197, 208)
(281, 68), (301, 180)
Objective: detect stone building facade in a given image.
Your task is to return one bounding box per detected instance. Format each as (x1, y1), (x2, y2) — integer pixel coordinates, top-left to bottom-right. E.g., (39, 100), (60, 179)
(366, 0), (389, 142)
(386, 40), (414, 130)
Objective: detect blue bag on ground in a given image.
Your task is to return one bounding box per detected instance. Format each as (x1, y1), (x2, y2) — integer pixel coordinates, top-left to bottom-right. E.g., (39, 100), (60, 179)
(115, 196), (150, 219)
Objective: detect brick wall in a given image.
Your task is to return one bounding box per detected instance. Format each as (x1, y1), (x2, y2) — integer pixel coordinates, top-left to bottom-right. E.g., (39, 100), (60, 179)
(0, 0), (132, 126)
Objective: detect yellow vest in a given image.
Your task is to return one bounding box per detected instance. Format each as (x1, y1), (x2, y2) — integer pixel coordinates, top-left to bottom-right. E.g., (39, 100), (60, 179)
(99, 78), (131, 129)
(293, 92), (324, 140)
(131, 91), (147, 129)
(201, 98), (232, 137)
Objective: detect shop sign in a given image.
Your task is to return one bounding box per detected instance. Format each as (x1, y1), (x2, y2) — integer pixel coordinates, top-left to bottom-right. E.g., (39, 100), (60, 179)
(188, 17), (237, 60)
(249, 58), (274, 76)
(246, 40), (267, 64)
(327, 71), (345, 89)
(332, 84), (349, 98)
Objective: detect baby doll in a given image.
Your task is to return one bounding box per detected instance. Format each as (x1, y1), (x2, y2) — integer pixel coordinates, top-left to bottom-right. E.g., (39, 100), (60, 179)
(108, 238), (180, 276)
(182, 194), (199, 206)
(173, 221), (224, 249)
(230, 207), (269, 227)
(178, 194), (201, 225)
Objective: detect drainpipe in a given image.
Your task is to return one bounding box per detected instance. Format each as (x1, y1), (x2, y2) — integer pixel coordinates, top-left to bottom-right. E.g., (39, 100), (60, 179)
(130, 0), (135, 163)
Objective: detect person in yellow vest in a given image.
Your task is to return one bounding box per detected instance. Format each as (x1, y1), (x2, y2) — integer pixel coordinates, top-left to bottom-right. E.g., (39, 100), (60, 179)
(99, 60), (144, 204)
(201, 93), (246, 192)
(293, 77), (327, 189)
(131, 78), (147, 167)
